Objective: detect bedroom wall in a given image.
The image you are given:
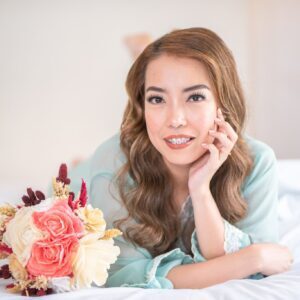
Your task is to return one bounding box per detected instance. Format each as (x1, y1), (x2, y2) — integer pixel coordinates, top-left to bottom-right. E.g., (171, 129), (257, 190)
(0, 0), (299, 201)
(248, 0), (300, 159)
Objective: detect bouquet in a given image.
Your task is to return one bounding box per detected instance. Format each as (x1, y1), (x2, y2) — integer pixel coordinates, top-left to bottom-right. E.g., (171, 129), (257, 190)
(0, 164), (122, 296)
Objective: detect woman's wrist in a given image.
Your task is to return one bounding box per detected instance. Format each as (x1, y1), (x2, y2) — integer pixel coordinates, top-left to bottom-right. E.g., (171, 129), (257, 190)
(190, 186), (211, 202)
(247, 244), (264, 274)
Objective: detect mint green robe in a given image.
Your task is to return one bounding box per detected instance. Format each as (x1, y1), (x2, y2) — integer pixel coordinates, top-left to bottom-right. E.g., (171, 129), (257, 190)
(68, 132), (279, 288)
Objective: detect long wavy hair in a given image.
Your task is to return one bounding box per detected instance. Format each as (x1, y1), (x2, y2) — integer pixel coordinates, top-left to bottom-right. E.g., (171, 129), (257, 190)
(112, 27), (253, 257)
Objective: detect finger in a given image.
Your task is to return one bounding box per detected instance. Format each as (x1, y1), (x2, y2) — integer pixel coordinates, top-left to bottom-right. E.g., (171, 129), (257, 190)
(209, 130), (233, 150)
(216, 108), (227, 135)
(217, 107), (225, 121)
(202, 143), (219, 163)
(216, 108), (238, 142)
(214, 118), (238, 143)
(208, 126), (233, 163)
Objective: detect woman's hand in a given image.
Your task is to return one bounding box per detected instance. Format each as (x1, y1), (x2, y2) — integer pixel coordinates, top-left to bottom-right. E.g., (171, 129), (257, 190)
(252, 243), (294, 276)
(188, 108), (238, 194)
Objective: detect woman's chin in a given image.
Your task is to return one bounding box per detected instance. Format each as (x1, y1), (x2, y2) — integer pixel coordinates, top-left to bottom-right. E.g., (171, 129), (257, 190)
(163, 150), (206, 166)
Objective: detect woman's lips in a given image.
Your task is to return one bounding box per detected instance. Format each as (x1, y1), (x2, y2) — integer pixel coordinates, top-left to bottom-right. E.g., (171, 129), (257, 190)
(164, 138), (195, 150)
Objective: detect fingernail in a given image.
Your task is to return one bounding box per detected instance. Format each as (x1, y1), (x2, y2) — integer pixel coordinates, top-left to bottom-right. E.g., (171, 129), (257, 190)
(209, 130), (215, 134)
(218, 108), (222, 114)
(202, 143), (207, 147)
(215, 118), (222, 122)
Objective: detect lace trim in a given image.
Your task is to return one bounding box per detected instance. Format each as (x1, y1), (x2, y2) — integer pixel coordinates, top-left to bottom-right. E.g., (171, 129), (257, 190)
(179, 198), (246, 255)
(172, 196), (192, 254)
(223, 220), (244, 253)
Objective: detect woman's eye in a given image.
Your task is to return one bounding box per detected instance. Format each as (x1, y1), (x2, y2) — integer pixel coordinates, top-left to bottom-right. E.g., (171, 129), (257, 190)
(147, 96), (164, 104)
(146, 93), (205, 104)
(188, 93), (206, 102)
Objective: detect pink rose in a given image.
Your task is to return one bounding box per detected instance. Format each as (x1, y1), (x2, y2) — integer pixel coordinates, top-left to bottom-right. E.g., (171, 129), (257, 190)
(32, 200), (84, 239)
(26, 236), (78, 277)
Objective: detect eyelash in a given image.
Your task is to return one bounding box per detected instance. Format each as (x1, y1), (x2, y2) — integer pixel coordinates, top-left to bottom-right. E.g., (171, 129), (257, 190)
(146, 92), (206, 105)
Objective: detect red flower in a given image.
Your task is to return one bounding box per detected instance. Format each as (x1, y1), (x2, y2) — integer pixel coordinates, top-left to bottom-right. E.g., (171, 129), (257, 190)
(32, 200), (84, 239)
(26, 236), (78, 277)
(56, 164), (71, 185)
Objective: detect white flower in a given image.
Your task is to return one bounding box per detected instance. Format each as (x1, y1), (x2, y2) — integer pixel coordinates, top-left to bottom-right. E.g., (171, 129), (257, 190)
(33, 197), (58, 212)
(49, 277), (77, 293)
(71, 233), (120, 288)
(2, 206), (46, 266)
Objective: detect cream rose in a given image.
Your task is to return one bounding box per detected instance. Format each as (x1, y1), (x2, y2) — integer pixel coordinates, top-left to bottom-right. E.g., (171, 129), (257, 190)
(33, 197), (58, 212)
(76, 205), (106, 235)
(2, 206), (46, 266)
(71, 233), (120, 288)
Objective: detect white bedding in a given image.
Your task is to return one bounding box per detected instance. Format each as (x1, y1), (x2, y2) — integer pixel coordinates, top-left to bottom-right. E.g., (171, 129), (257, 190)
(1, 159), (300, 299)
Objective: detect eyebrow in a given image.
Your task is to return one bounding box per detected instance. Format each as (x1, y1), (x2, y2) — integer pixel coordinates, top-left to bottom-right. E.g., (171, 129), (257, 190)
(145, 84), (210, 93)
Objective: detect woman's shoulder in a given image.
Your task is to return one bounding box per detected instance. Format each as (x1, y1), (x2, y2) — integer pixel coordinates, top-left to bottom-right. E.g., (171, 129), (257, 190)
(89, 131), (126, 178)
(67, 131), (125, 194)
(242, 134), (277, 190)
(244, 134), (276, 163)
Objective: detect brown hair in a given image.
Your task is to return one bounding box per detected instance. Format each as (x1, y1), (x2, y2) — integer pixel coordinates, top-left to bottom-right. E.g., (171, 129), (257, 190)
(113, 27), (253, 257)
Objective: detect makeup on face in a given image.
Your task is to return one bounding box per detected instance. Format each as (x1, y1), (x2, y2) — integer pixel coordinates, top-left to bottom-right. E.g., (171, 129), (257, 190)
(144, 55), (218, 164)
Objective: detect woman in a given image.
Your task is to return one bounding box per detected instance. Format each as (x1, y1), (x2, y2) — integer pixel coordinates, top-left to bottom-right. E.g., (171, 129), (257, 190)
(69, 27), (293, 289)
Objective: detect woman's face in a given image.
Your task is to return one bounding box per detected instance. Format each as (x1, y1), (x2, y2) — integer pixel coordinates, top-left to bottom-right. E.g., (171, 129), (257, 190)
(144, 54), (218, 166)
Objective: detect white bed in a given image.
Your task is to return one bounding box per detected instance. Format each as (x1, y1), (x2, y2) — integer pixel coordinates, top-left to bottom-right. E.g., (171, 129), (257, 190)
(1, 160), (300, 299)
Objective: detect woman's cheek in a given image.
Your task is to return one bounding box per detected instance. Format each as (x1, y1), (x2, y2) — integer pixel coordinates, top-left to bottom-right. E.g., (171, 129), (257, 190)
(145, 110), (164, 134)
(191, 111), (216, 143)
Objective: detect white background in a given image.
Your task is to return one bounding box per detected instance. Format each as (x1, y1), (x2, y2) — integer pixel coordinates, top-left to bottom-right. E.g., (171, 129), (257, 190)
(0, 0), (299, 201)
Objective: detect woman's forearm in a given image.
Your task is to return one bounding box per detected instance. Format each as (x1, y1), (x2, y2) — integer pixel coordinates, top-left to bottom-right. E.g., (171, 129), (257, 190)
(191, 189), (225, 259)
(166, 244), (261, 289)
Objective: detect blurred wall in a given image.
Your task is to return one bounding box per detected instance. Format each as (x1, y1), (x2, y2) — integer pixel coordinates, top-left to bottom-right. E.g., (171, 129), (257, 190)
(0, 0), (299, 201)
(248, 0), (300, 158)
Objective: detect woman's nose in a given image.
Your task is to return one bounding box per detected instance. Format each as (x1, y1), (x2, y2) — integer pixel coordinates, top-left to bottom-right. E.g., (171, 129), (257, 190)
(168, 105), (187, 128)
